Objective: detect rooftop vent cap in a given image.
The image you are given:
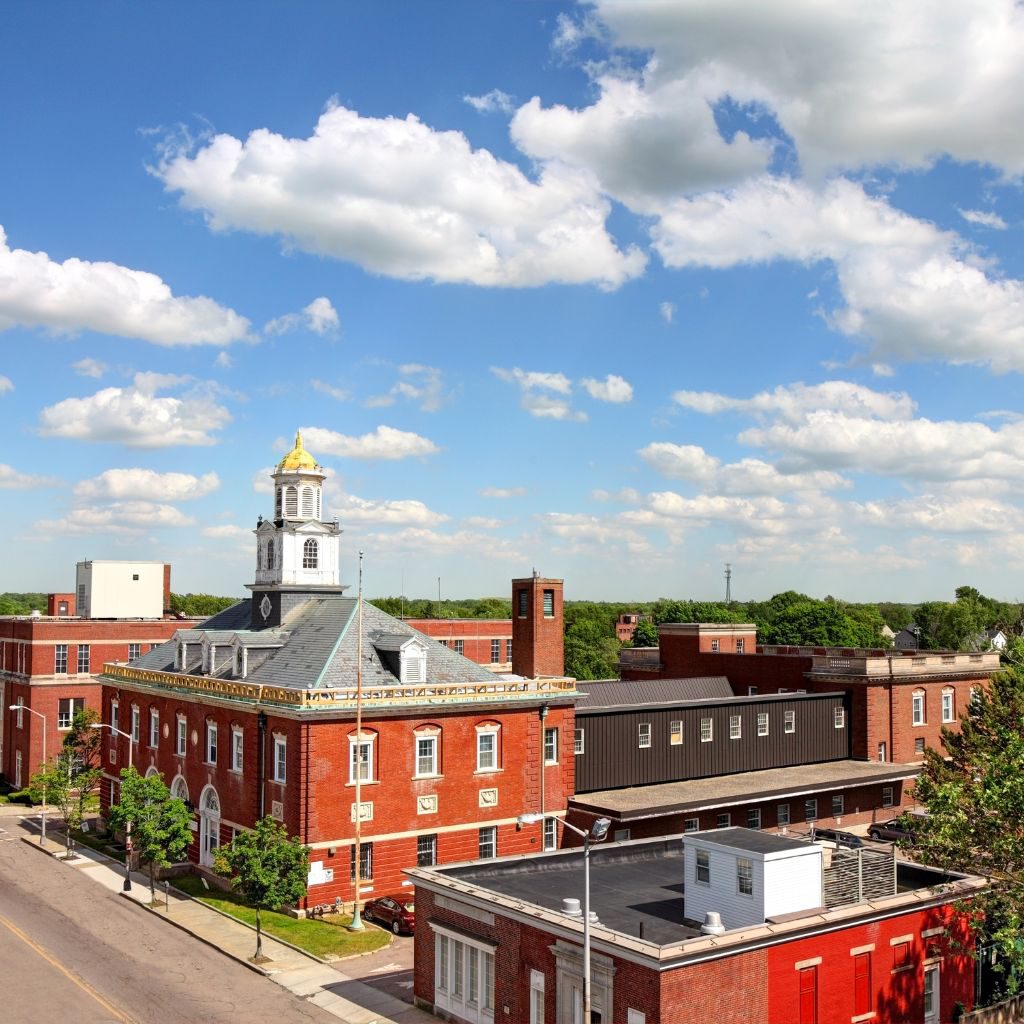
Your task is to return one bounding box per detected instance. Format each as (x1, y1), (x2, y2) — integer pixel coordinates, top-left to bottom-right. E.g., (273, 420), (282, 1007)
(701, 911), (725, 936)
(562, 897), (582, 918)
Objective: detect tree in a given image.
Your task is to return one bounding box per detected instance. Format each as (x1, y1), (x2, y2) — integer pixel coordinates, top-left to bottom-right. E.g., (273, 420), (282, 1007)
(910, 667), (1024, 997)
(27, 751), (96, 858)
(631, 619), (659, 647)
(63, 707), (102, 821)
(107, 767), (192, 902)
(214, 816), (310, 961)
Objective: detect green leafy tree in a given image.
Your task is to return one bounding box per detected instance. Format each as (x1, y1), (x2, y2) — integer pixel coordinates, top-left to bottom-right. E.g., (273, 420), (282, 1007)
(214, 816), (310, 961)
(169, 592), (238, 617)
(107, 767), (192, 901)
(63, 708), (102, 819)
(27, 751), (94, 858)
(911, 667), (1024, 996)
(631, 619), (660, 647)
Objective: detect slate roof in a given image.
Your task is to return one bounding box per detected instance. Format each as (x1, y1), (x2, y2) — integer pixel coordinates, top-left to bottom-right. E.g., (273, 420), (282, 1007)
(575, 676), (734, 712)
(130, 595), (507, 692)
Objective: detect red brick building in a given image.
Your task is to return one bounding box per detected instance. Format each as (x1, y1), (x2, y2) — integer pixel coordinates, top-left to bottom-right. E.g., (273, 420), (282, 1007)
(406, 617), (514, 672)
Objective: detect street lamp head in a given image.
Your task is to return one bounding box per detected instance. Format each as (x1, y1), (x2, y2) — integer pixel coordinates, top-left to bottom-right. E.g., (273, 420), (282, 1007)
(8, 705), (20, 711)
(590, 818), (612, 842)
(517, 812), (544, 826)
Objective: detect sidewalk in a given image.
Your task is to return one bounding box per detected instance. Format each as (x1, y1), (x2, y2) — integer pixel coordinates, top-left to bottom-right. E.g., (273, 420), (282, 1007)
(14, 812), (433, 1024)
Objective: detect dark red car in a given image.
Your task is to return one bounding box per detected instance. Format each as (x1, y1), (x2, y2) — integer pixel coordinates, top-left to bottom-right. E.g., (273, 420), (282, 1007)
(363, 894), (416, 935)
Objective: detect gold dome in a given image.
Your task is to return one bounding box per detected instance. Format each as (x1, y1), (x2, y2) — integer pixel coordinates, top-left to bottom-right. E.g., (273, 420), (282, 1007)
(277, 430), (320, 472)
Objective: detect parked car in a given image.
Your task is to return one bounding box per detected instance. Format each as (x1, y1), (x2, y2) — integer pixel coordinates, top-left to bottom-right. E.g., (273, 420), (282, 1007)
(363, 894), (416, 935)
(812, 826), (864, 849)
(868, 816), (921, 843)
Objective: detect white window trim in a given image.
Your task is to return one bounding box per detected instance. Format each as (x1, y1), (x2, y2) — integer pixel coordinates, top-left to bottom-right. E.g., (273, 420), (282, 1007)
(912, 690), (926, 727)
(349, 733), (375, 783)
(729, 715), (742, 740)
(638, 723), (651, 749)
(757, 713), (769, 737)
(670, 720), (683, 746)
(131, 705), (140, 743)
(176, 715), (187, 757)
(415, 732), (439, 778)
(273, 734), (287, 784)
(784, 710), (796, 734)
(834, 707), (845, 729)
(544, 727), (559, 765)
(475, 726), (499, 773)
(149, 709), (160, 748)
(574, 728), (585, 755)
(941, 688), (955, 723)
(230, 726), (244, 773)
(205, 721), (218, 764)
(700, 718), (713, 743)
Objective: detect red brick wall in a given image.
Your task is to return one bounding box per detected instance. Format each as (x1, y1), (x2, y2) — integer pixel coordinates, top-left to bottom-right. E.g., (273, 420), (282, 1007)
(512, 577), (564, 678)
(660, 950), (768, 1024)
(406, 618), (512, 667)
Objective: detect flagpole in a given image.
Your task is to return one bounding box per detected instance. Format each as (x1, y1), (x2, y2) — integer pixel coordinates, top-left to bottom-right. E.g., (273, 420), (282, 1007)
(349, 549), (366, 931)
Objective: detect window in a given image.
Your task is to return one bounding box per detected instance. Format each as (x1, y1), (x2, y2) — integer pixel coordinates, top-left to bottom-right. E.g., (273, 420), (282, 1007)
(882, 785), (894, 808)
(284, 486), (298, 517)
(747, 807), (761, 829)
(912, 689), (926, 726)
(176, 715), (187, 757)
(478, 826), (497, 859)
(700, 718), (713, 742)
(14, 697), (24, 729)
(543, 817), (557, 851)
(716, 812), (731, 828)
(915, 737), (925, 755)
(854, 952), (871, 1017)
(544, 727), (558, 764)
(737, 857), (753, 896)
(729, 715), (741, 739)
(301, 486), (314, 517)
(748, 686), (759, 695)
(574, 728), (585, 755)
(205, 721), (218, 763)
(435, 933), (495, 1017)
(878, 741), (887, 762)
(350, 735), (374, 782)
(416, 735), (438, 776)
(684, 817), (700, 833)
(834, 707), (845, 729)
(530, 969), (545, 1024)
(543, 589), (554, 617)
(670, 720), (683, 745)
(302, 538), (318, 569)
(628, 1011), (647, 1024)
(638, 723), (651, 748)
(403, 647), (426, 683)
(77, 645), (91, 674)
(893, 941), (910, 970)
(799, 966), (817, 1024)
(805, 799), (818, 822)
(273, 736), (286, 783)
(350, 842), (373, 880)
(710, 638), (720, 652)
(149, 709), (159, 748)
(784, 710), (796, 734)
(476, 727), (498, 771)
(14, 750), (22, 788)
(696, 849), (710, 884)
(777, 803), (791, 827)
(490, 639), (500, 663)
(614, 828), (631, 842)
(54, 644), (68, 674)
(229, 726), (243, 771)
(506, 639), (512, 662)
(942, 688), (955, 723)
(131, 705), (140, 743)
(517, 590), (528, 618)
(110, 699), (119, 733)
(757, 713), (769, 737)
(736, 638), (745, 654)
(417, 834), (437, 867)
(128, 643), (141, 661)
(58, 697), (85, 730)
(832, 794), (844, 817)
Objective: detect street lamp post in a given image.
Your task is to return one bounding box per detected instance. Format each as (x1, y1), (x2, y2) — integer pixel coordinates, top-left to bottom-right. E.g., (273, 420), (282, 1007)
(518, 812), (611, 1024)
(10, 705), (47, 846)
(95, 722), (134, 892)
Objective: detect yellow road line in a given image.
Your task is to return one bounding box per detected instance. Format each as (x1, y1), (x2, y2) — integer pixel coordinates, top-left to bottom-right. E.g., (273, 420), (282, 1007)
(0, 910), (133, 1022)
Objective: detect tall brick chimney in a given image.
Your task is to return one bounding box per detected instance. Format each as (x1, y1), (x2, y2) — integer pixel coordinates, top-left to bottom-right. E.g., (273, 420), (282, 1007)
(511, 572), (564, 678)
(163, 564), (172, 615)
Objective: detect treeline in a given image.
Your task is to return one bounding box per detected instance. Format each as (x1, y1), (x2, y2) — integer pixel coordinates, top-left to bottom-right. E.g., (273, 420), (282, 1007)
(0, 592), (239, 617)
(371, 596), (512, 619)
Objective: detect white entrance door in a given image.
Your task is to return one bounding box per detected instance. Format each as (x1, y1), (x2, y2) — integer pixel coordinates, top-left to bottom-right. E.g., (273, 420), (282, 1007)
(199, 785), (220, 867)
(923, 964), (940, 1024)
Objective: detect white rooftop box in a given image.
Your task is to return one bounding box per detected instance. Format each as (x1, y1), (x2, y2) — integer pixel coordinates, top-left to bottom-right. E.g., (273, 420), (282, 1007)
(76, 560), (166, 619)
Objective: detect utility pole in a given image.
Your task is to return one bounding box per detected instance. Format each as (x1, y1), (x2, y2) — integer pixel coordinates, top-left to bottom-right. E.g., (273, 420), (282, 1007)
(349, 550), (366, 931)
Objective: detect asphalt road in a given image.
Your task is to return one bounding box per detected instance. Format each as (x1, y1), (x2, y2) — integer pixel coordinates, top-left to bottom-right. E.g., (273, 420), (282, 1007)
(0, 819), (337, 1024)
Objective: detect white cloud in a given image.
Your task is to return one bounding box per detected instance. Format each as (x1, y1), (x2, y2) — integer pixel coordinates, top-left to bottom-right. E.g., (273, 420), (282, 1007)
(352, 526), (523, 561)
(580, 373), (633, 403)
(0, 225), (250, 346)
(591, 487), (641, 504)
(312, 380), (349, 401)
(201, 524), (255, 540)
(659, 301), (676, 324)
(0, 375), (11, 394)
(463, 516), (501, 529)
(491, 367), (572, 394)
(157, 102), (645, 290)
(332, 494), (448, 526)
(492, 365), (586, 420)
(301, 424), (440, 460)
(72, 358), (107, 378)
(252, 467), (274, 495)
(854, 495), (1022, 534)
(37, 501), (196, 535)
(0, 464), (58, 490)
(871, 363), (894, 378)
(480, 487), (525, 498)
(266, 296), (340, 336)
(958, 208), (1008, 230)
(463, 89), (515, 115)
(39, 373), (232, 447)
(74, 468), (220, 502)
(523, 393), (587, 422)
(214, 351), (233, 369)
(538, 511), (653, 553)
(367, 364), (445, 413)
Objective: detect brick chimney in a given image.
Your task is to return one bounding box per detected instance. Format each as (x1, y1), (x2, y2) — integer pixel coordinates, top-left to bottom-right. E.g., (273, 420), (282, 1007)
(511, 572), (564, 678)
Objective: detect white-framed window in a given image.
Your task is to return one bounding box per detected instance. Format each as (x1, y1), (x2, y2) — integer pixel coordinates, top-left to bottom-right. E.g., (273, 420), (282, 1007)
(478, 825), (497, 859)
(748, 686), (758, 695)
(58, 697), (85, 730)
(490, 639), (500, 663)
(302, 538), (318, 569)
(628, 1011), (647, 1024)
(416, 734), (438, 777)
(670, 720), (683, 745)
(77, 644), (90, 674)
(149, 709), (160, 748)
(453, 638), (464, 655)
(54, 644), (68, 674)
(435, 928), (496, 1020)
(574, 728), (585, 755)
(506, 639), (512, 662)
(710, 638), (720, 652)
(700, 718), (713, 742)
(777, 803), (790, 827)
(747, 807), (761, 829)
(349, 734), (374, 782)
(757, 712), (769, 737)
(915, 737), (926, 755)
(530, 969), (545, 1024)
(205, 721), (218, 764)
(696, 849), (710, 883)
(717, 812), (731, 828)
(684, 817), (700, 833)
(882, 786), (894, 808)
(832, 794), (844, 817)
(273, 735), (286, 783)
(229, 726), (243, 772)
(476, 726), (499, 771)
(912, 689), (926, 726)
(543, 589), (554, 617)
(834, 707), (845, 729)
(417, 833), (437, 867)
(543, 817), (557, 851)
(737, 857), (753, 896)
(14, 697), (24, 729)
(736, 638), (745, 654)
(14, 750), (22, 788)
(176, 715), (187, 757)
(544, 727), (558, 764)
(110, 699), (119, 733)
(402, 645), (427, 683)
(942, 688), (955, 723)
(805, 798), (818, 822)
(638, 722), (651, 748)
(131, 705), (140, 743)
(128, 643), (141, 661)
(729, 714), (742, 739)
(784, 710), (796, 734)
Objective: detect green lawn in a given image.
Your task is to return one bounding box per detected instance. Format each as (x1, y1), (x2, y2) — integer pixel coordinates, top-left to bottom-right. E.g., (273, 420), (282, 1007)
(172, 875), (390, 958)
(68, 827), (126, 862)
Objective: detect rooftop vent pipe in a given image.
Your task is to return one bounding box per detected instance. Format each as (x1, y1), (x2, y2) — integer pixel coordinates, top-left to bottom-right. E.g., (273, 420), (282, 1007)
(701, 911), (725, 936)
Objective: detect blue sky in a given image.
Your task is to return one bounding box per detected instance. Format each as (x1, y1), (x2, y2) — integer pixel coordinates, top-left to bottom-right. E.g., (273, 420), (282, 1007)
(3, 1), (1024, 603)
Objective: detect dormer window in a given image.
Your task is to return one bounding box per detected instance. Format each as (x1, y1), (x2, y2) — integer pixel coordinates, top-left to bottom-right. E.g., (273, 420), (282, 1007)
(403, 645), (426, 683)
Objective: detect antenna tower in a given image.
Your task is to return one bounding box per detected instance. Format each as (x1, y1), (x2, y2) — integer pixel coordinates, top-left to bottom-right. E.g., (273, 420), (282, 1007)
(724, 563), (733, 604)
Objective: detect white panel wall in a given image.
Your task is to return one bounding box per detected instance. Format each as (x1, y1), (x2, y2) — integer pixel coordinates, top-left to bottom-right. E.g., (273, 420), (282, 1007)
(763, 849), (823, 919)
(77, 561), (164, 619)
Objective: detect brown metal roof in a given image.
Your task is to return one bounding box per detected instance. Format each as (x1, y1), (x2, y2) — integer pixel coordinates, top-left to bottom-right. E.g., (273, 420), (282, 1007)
(575, 676), (734, 711)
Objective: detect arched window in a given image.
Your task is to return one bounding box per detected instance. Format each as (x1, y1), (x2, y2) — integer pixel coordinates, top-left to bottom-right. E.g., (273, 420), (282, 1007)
(256, 543), (263, 570)
(201, 785), (220, 814)
(170, 776), (189, 803)
(301, 486), (314, 517)
(912, 689), (926, 726)
(284, 486), (298, 518)
(266, 539), (274, 569)
(303, 538), (319, 569)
